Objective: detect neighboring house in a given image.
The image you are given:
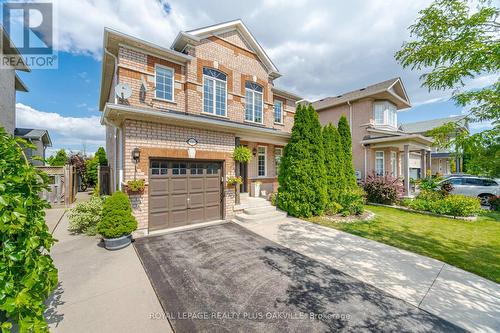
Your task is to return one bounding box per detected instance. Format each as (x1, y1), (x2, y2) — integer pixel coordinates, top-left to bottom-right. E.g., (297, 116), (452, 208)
(99, 20), (301, 233)
(0, 26), (29, 135)
(14, 128), (52, 166)
(311, 78), (434, 196)
(400, 115), (468, 175)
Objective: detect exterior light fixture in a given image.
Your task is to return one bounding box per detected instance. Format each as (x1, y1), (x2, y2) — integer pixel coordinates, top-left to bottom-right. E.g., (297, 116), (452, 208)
(252, 147), (257, 156)
(132, 147), (141, 163)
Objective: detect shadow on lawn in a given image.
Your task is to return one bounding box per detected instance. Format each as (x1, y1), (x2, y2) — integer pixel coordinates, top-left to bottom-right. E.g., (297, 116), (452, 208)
(261, 246), (465, 332)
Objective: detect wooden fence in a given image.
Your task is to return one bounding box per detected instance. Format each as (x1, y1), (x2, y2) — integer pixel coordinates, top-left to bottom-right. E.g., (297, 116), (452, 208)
(36, 165), (77, 206)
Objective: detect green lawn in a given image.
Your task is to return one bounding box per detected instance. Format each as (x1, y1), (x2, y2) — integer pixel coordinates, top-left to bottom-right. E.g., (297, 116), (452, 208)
(307, 205), (500, 283)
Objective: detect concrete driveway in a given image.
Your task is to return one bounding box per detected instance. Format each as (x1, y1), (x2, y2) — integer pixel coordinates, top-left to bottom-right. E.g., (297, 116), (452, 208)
(134, 222), (463, 333)
(238, 217), (500, 333)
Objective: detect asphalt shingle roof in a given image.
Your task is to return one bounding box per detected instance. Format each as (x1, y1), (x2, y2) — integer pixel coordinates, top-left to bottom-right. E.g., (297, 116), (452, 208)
(400, 115), (468, 134)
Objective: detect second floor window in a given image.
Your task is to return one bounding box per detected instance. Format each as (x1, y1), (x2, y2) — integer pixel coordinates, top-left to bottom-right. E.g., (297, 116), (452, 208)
(374, 101), (397, 128)
(155, 65), (174, 101)
(245, 81), (263, 123)
(203, 68), (227, 116)
(274, 100), (283, 123)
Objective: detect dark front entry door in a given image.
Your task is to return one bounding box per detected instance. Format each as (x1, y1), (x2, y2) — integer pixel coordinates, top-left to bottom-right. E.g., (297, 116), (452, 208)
(148, 160), (222, 231)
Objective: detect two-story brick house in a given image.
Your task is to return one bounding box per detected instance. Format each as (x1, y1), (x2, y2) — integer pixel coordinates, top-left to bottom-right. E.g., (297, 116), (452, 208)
(312, 78), (434, 196)
(99, 20), (301, 233)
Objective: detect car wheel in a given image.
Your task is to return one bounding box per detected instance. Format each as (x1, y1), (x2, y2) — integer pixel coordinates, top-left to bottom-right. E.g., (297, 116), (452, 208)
(478, 194), (493, 206)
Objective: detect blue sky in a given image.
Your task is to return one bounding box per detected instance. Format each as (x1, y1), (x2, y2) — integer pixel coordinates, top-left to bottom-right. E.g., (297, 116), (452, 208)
(8, 0), (494, 156)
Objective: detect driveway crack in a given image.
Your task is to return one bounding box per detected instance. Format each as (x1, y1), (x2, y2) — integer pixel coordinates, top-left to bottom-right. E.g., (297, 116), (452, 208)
(418, 263), (445, 308)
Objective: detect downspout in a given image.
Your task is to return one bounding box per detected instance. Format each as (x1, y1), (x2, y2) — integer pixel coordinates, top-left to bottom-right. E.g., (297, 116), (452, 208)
(347, 100), (352, 134)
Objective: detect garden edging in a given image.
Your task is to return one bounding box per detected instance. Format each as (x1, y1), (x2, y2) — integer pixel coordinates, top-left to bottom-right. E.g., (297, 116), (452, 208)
(367, 203), (478, 221)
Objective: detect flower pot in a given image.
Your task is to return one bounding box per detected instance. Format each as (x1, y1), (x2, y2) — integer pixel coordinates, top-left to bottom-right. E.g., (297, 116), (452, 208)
(102, 234), (132, 250)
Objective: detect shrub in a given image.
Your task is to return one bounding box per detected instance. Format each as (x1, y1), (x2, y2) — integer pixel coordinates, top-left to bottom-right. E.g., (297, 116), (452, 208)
(233, 146), (252, 163)
(67, 195), (105, 236)
(419, 177), (441, 191)
(278, 104), (328, 217)
(269, 192), (277, 206)
(325, 202), (343, 215)
(97, 192), (137, 239)
(362, 173), (403, 205)
(338, 115), (358, 190)
(95, 147), (108, 166)
(323, 124), (344, 204)
(489, 196), (500, 211)
(338, 187), (365, 216)
(0, 128), (57, 332)
(85, 156), (99, 187)
(403, 192), (481, 217)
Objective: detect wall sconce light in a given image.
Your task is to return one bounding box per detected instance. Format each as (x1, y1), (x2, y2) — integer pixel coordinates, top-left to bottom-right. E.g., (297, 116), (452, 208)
(132, 147), (141, 163)
(252, 148), (257, 156)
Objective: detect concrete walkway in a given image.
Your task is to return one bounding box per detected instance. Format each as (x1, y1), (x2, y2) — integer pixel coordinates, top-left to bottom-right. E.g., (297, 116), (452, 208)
(43, 199), (172, 333)
(236, 216), (500, 333)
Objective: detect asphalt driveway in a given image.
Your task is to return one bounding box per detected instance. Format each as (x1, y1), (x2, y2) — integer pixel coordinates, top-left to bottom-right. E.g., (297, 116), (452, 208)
(134, 222), (464, 333)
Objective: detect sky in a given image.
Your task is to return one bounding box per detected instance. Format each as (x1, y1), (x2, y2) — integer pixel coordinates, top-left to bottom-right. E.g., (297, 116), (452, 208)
(6, 0), (495, 156)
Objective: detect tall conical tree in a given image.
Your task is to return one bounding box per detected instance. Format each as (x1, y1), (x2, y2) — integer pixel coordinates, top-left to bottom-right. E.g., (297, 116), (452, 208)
(323, 124), (344, 206)
(278, 104), (327, 217)
(338, 115), (357, 190)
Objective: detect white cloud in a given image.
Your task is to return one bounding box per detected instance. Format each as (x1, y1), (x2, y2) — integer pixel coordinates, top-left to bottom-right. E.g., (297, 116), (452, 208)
(49, 0), (494, 110)
(16, 103), (104, 145)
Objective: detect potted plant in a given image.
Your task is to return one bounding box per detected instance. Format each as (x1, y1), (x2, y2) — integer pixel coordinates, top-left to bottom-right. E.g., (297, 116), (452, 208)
(233, 145), (252, 163)
(253, 181), (262, 198)
(126, 179), (145, 194)
(97, 191), (138, 250)
(227, 176), (243, 204)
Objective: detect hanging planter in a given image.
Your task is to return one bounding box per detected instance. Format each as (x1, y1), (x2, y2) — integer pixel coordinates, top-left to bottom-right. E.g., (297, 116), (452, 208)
(227, 176), (243, 204)
(126, 179), (145, 194)
(233, 146), (252, 163)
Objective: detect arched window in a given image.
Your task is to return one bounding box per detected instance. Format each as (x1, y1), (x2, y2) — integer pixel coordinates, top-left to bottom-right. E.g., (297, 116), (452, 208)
(245, 81), (263, 123)
(203, 68), (227, 116)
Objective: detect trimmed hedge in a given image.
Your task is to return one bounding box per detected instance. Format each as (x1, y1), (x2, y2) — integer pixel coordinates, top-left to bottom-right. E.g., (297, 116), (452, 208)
(401, 191), (481, 217)
(97, 192), (137, 238)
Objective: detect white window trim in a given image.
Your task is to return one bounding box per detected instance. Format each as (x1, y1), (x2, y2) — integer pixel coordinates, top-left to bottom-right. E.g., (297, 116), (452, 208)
(274, 100), (283, 124)
(373, 101), (397, 128)
(257, 146), (267, 177)
(391, 151), (397, 176)
(154, 64), (175, 102)
(375, 151), (385, 175)
(202, 70), (227, 117)
(245, 86), (264, 124)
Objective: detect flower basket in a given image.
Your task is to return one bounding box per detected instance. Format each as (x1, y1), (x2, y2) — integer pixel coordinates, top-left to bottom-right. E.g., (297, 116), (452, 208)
(126, 179), (145, 194)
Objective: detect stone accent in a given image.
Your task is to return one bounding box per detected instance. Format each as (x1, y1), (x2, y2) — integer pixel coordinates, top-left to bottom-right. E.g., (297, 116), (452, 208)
(123, 119), (236, 230)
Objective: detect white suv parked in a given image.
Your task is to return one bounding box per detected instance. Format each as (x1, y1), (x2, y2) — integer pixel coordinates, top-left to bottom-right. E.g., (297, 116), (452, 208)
(440, 176), (499, 206)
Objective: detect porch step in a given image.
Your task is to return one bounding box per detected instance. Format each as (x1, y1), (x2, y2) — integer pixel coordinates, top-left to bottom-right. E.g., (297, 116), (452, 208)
(234, 210), (287, 223)
(239, 197), (273, 209)
(243, 205), (278, 215)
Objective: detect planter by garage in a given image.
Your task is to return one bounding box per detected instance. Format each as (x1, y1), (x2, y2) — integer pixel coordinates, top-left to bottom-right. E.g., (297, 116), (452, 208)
(102, 234), (132, 250)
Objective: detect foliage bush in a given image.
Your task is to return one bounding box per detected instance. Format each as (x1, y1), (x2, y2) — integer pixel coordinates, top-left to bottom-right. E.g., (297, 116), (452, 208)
(67, 195), (105, 236)
(489, 196), (500, 211)
(323, 124), (344, 204)
(0, 128), (57, 332)
(338, 187), (365, 216)
(47, 149), (67, 166)
(278, 104), (327, 217)
(362, 173), (403, 205)
(401, 190), (481, 217)
(338, 115), (358, 190)
(269, 192), (277, 206)
(85, 156), (99, 187)
(419, 177), (441, 191)
(232, 146), (252, 163)
(126, 179), (145, 192)
(95, 147), (108, 166)
(97, 192), (137, 239)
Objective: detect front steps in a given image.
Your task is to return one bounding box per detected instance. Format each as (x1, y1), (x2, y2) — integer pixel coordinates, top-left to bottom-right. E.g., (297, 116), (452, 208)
(234, 196), (287, 223)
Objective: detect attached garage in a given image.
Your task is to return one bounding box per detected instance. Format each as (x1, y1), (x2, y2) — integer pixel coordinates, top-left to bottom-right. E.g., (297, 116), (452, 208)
(148, 160), (223, 231)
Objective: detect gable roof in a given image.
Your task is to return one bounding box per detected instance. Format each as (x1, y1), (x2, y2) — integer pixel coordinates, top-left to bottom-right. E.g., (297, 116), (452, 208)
(171, 19), (281, 79)
(400, 115), (468, 134)
(312, 77), (411, 111)
(14, 128), (52, 146)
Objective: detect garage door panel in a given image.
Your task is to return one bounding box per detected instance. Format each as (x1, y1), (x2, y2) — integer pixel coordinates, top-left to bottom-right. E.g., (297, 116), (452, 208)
(150, 212), (169, 231)
(189, 178), (204, 192)
(189, 208), (204, 223)
(205, 205), (220, 221)
(150, 196), (169, 211)
(170, 210), (188, 228)
(171, 194), (188, 210)
(171, 178), (188, 192)
(206, 192), (220, 206)
(189, 193), (204, 208)
(149, 178), (169, 195)
(205, 178), (220, 191)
